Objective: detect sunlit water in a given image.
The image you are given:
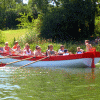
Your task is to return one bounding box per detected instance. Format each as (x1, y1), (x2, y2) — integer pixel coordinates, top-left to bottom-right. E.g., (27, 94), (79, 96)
(0, 65), (100, 100)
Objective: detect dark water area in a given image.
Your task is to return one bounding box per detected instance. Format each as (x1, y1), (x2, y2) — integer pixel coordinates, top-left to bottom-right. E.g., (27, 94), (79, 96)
(0, 66), (100, 100)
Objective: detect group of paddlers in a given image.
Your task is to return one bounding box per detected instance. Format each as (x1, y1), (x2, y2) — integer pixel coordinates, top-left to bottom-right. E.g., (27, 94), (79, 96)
(0, 40), (94, 56)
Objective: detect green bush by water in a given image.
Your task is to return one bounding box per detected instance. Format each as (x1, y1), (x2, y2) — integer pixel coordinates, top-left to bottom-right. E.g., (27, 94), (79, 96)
(17, 31), (87, 53)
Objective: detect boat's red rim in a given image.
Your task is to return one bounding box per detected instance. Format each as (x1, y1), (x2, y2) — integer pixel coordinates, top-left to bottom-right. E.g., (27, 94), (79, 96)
(0, 51), (99, 61)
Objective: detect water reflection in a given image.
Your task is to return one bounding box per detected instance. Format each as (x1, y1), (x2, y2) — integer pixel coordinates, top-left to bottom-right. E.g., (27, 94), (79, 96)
(91, 68), (95, 79)
(0, 67), (21, 100)
(0, 66), (99, 100)
(47, 67), (97, 84)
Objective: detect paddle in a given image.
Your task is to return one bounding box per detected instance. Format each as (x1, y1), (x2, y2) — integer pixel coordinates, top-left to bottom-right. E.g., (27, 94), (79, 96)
(0, 56), (10, 59)
(19, 56), (48, 68)
(5, 56), (35, 65)
(0, 55), (22, 59)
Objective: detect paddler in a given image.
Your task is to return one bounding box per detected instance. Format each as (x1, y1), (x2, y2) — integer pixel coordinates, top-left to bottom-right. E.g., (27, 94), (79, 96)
(3, 42), (12, 53)
(47, 45), (57, 56)
(15, 44), (23, 55)
(34, 45), (39, 55)
(12, 41), (19, 54)
(34, 46), (44, 56)
(58, 45), (65, 55)
(76, 47), (83, 54)
(63, 49), (69, 55)
(12, 41), (19, 50)
(85, 40), (92, 52)
(23, 43), (33, 55)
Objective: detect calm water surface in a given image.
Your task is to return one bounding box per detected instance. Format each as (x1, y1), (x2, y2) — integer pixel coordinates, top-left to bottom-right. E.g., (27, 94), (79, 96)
(0, 65), (100, 100)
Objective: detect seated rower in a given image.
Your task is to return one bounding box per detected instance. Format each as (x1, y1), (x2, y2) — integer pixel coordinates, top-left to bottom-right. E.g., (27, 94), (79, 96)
(76, 47), (83, 54)
(23, 43), (32, 55)
(23, 43), (29, 51)
(34, 46), (44, 56)
(3, 42), (12, 53)
(85, 40), (92, 52)
(15, 44), (23, 55)
(34, 45), (39, 55)
(63, 49), (69, 55)
(58, 45), (65, 55)
(46, 45), (50, 56)
(12, 41), (19, 50)
(47, 45), (57, 56)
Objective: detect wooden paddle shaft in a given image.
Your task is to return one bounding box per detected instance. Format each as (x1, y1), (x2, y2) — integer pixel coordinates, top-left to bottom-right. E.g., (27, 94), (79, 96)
(19, 56), (48, 68)
(0, 56), (21, 59)
(0, 54), (11, 59)
(7, 56), (34, 65)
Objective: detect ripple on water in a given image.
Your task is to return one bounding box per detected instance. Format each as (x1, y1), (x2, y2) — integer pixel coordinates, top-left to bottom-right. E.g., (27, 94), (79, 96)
(0, 83), (20, 90)
(1, 96), (21, 100)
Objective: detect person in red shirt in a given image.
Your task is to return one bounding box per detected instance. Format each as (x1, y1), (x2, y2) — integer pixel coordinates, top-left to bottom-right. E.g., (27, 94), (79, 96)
(3, 42), (12, 53)
(12, 41), (19, 50)
(12, 41), (19, 54)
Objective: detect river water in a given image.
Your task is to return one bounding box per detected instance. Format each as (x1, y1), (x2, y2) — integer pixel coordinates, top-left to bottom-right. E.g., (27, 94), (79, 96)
(0, 66), (100, 100)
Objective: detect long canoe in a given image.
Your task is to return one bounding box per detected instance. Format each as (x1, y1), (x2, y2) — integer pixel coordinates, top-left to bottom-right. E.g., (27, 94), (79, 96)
(0, 51), (100, 68)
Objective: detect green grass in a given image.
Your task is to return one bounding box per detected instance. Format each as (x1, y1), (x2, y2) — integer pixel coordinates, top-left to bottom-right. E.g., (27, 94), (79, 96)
(1, 28), (28, 44)
(0, 28), (100, 54)
(0, 28), (63, 52)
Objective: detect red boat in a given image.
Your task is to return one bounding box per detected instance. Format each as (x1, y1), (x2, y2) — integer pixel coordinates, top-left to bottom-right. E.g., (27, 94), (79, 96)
(0, 49), (99, 68)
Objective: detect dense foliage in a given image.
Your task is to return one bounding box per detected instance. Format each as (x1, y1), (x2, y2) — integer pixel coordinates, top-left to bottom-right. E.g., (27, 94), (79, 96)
(0, 0), (100, 42)
(0, 0), (38, 29)
(40, 0), (98, 41)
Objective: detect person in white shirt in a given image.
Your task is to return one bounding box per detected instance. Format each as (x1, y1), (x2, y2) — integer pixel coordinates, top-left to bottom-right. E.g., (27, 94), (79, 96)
(58, 45), (65, 55)
(23, 43), (32, 55)
(63, 49), (69, 55)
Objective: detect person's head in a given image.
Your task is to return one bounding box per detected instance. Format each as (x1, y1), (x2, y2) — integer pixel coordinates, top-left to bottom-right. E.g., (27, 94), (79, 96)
(25, 43), (29, 49)
(17, 44), (20, 49)
(49, 45), (53, 50)
(85, 40), (89, 45)
(5, 42), (8, 47)
(15, 41), (18, 45)
(77, 47), (81, 51)
(60, 45), (64, 50)
(35, 45), (39, 50)
(37, 46), (41, 51)
(64, 49), (68, 53)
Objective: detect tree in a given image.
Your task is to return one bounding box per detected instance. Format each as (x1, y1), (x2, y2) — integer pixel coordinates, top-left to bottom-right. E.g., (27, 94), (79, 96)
(15, 0), (23, 3)
(28, 0), (49, 14)
(39, 0), (98, 42)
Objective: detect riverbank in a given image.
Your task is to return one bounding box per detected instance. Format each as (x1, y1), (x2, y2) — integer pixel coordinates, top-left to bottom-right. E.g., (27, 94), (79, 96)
(0, 29), (100, 54)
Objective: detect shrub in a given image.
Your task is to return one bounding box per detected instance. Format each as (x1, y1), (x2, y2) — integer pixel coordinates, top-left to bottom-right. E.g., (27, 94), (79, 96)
(0, 30), (4, 43)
